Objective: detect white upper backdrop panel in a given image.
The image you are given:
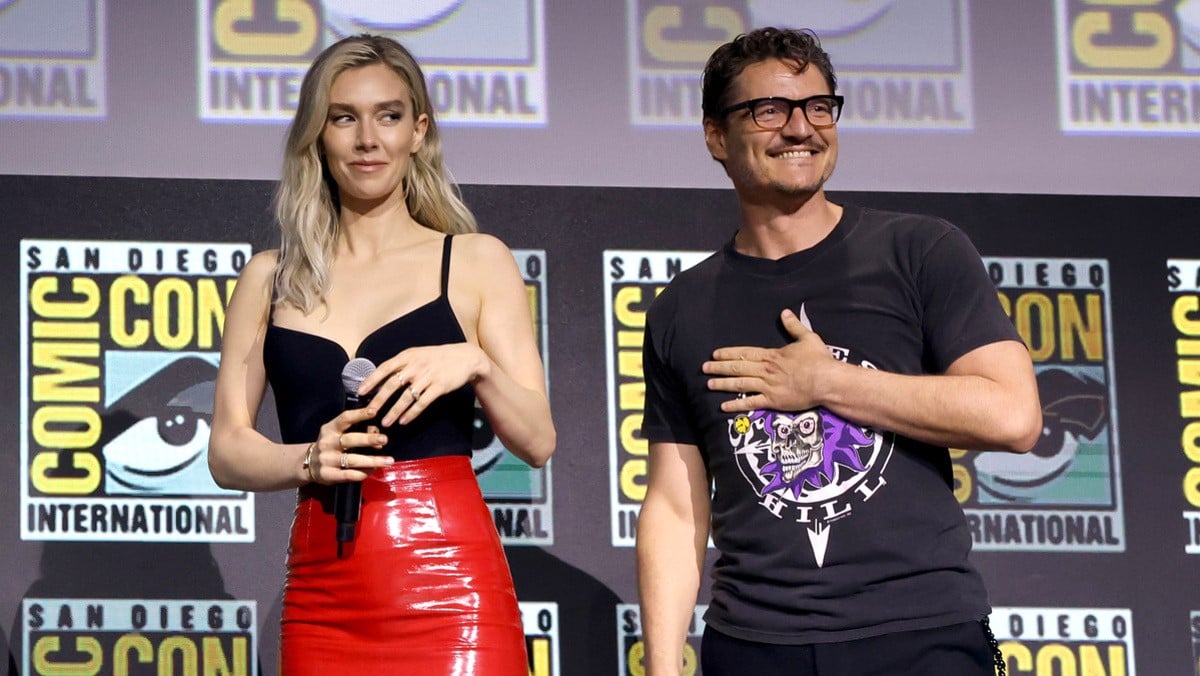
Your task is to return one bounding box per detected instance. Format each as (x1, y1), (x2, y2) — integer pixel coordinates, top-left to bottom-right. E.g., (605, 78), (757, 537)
(0, 0), (1196, 196)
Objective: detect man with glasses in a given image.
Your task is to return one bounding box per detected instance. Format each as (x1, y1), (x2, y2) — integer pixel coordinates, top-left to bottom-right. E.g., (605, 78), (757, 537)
(636, 27), (1040, 676)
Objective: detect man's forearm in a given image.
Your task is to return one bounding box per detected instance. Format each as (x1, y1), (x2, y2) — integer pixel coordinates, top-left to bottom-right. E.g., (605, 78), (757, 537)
(816, 344), (1042, 452)
(636, 498), (706, 675)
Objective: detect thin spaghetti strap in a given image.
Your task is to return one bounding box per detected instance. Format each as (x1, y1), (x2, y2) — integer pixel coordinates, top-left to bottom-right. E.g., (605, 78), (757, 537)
(440, 235), (453, 296)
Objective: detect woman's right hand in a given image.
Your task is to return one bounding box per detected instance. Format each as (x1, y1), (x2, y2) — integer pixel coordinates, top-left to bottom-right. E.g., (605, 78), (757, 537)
(305, 406), (393, 485)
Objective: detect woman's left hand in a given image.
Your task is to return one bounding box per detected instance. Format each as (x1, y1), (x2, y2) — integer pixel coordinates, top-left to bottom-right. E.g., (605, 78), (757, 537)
(356, 342), (488, 426)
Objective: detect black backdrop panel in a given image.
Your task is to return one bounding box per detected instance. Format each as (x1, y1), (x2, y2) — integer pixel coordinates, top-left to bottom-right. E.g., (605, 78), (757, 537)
(2, 175), (1198, 675)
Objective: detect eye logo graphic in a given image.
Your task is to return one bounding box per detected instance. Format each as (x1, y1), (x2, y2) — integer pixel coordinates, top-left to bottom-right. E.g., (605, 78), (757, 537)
(100, 356), (231, 496)
(324, 0), (465, 35)
(974, 368), (1108, 503)
(471, 407), (503, 474)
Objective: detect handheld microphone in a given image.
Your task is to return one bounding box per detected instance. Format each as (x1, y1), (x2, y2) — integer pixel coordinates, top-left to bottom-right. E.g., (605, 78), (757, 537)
(334, 357), (377, 555)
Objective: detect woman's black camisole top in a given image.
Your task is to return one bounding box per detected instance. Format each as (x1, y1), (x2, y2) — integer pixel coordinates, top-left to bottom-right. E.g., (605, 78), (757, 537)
(263, 235), (474, 461)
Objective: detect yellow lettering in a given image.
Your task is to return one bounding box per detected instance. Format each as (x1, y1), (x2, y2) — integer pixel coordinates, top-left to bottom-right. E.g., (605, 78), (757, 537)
(620, 381), (646, 412)
(643, 7), (743, 63)
(31, 451), (101, 494)
(1000, 641), (1032, 672)
(31, 404), (102, 494)
(525, 284), (538, 340)
(997, 291), (1012, 318)
(1185, 466), (1200, 507)
(31, 343), (99, 401)
(1073, 11), (1173, 69)
(32, 405), (101, 449)
(1184, 421), (1200, 463)
(1174, 296), (1200, 336)
(202, 636), (248, 676)
(33, 636), (103, 676)
(159, 636), (199, 676)
(1058, 293), (1104, 361)
(113, 634), (153, 675)
(32, 343), (100, 403)
(621, 413), (647, 456)
(1079, 643), (1126, 675)
(1014, 293), (1056, 361)
(615, 287), (648, 329)
(682, 643), (699, 675)
(1182, 387), (1200, 418)
(621, 459), (648, 502)
(195, 278), (231, 349)
(953, 463), (972, 504)
(1035, 643), (1077, 673)
(213, 0), (317, 57)
(31, 277), (100, 319)
(527, 637), (551, 676)
(627, 640), (645, 676)
(618, 329), (644, 349)
(32, 321), (99, 339)
(110, 276), (150, 348)
(154, 279), (195, 350)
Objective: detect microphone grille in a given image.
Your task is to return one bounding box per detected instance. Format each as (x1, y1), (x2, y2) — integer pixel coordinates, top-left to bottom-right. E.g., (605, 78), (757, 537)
(341, 357), (377, 393)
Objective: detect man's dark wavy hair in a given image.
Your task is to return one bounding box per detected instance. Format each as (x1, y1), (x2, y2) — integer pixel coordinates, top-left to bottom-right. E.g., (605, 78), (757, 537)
(701, 27), (837, 124)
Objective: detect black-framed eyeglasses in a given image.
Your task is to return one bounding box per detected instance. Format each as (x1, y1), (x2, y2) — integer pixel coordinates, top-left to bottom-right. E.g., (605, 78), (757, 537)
(719, 95), (844, 130)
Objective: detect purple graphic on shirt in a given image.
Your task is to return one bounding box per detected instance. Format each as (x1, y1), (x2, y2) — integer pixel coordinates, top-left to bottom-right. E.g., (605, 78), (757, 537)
(750, 408), (873, 499)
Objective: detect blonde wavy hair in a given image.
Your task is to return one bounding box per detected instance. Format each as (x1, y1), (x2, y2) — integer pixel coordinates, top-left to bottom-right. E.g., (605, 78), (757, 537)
(274, 34), (477, 313)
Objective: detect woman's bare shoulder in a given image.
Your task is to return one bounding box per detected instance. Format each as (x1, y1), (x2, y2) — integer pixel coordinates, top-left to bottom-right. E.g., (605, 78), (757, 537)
(452, 232), (513, 262)
(241, 249), (279, 280)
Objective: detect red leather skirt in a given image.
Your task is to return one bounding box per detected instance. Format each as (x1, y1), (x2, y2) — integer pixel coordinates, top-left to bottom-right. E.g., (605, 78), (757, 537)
(279, 455), (526, 675)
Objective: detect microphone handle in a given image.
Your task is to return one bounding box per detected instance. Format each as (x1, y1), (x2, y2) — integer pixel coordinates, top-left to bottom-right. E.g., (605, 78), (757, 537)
(334, 395), (370, 553)
(334, 482), (361, 544)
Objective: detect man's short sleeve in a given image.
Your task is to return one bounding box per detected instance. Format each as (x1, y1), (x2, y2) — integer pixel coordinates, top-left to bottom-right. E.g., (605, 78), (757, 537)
(641, 293), (699, 446)
(918, 225), (1022, 373)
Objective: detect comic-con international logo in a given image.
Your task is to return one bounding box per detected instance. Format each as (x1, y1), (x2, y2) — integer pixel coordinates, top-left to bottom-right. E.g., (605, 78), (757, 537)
(958, 258), (1125, 553)
(198, 0), (546, 125)
(1056, 0), (1200, 133)
(605, 250), (711, 547)
(991, 607), (1136, 675)
(23, 599), (257, 675)
(627, 0), (972, 129)
(1169, 259), (1200, 554)
(20, 240), (254, 542)
(475, 249), (554, 546)
(0, 0), (106, 118)
(617, 603), (705, 676)
(520, 602), (560, 676)
(729, 308), (890, 567)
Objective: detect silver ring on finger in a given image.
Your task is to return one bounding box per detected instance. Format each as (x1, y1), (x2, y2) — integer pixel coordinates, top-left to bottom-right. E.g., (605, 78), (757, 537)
(340, 452), (349, 470)
(410, 387), (422, 402)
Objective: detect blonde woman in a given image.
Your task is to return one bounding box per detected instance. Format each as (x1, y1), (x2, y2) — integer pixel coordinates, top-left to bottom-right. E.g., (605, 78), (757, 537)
(209, 35), (554, 674)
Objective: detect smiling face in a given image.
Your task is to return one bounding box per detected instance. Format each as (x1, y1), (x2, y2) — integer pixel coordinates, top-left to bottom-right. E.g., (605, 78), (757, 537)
(320, 62), (428, 212)
(704, 59), (839, 202)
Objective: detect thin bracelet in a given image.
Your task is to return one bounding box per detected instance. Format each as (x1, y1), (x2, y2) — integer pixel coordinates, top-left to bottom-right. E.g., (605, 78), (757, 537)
(302, 443), (319, 484)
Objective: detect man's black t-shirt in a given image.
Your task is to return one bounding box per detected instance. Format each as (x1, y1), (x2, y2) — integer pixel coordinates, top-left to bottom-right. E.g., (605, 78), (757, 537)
(642, 204), (1021, 644)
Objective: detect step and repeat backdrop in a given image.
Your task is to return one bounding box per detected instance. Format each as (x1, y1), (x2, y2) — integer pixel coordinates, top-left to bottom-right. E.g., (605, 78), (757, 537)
(0, 175), (1197, 675)
(2, 1), (1199, 675)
